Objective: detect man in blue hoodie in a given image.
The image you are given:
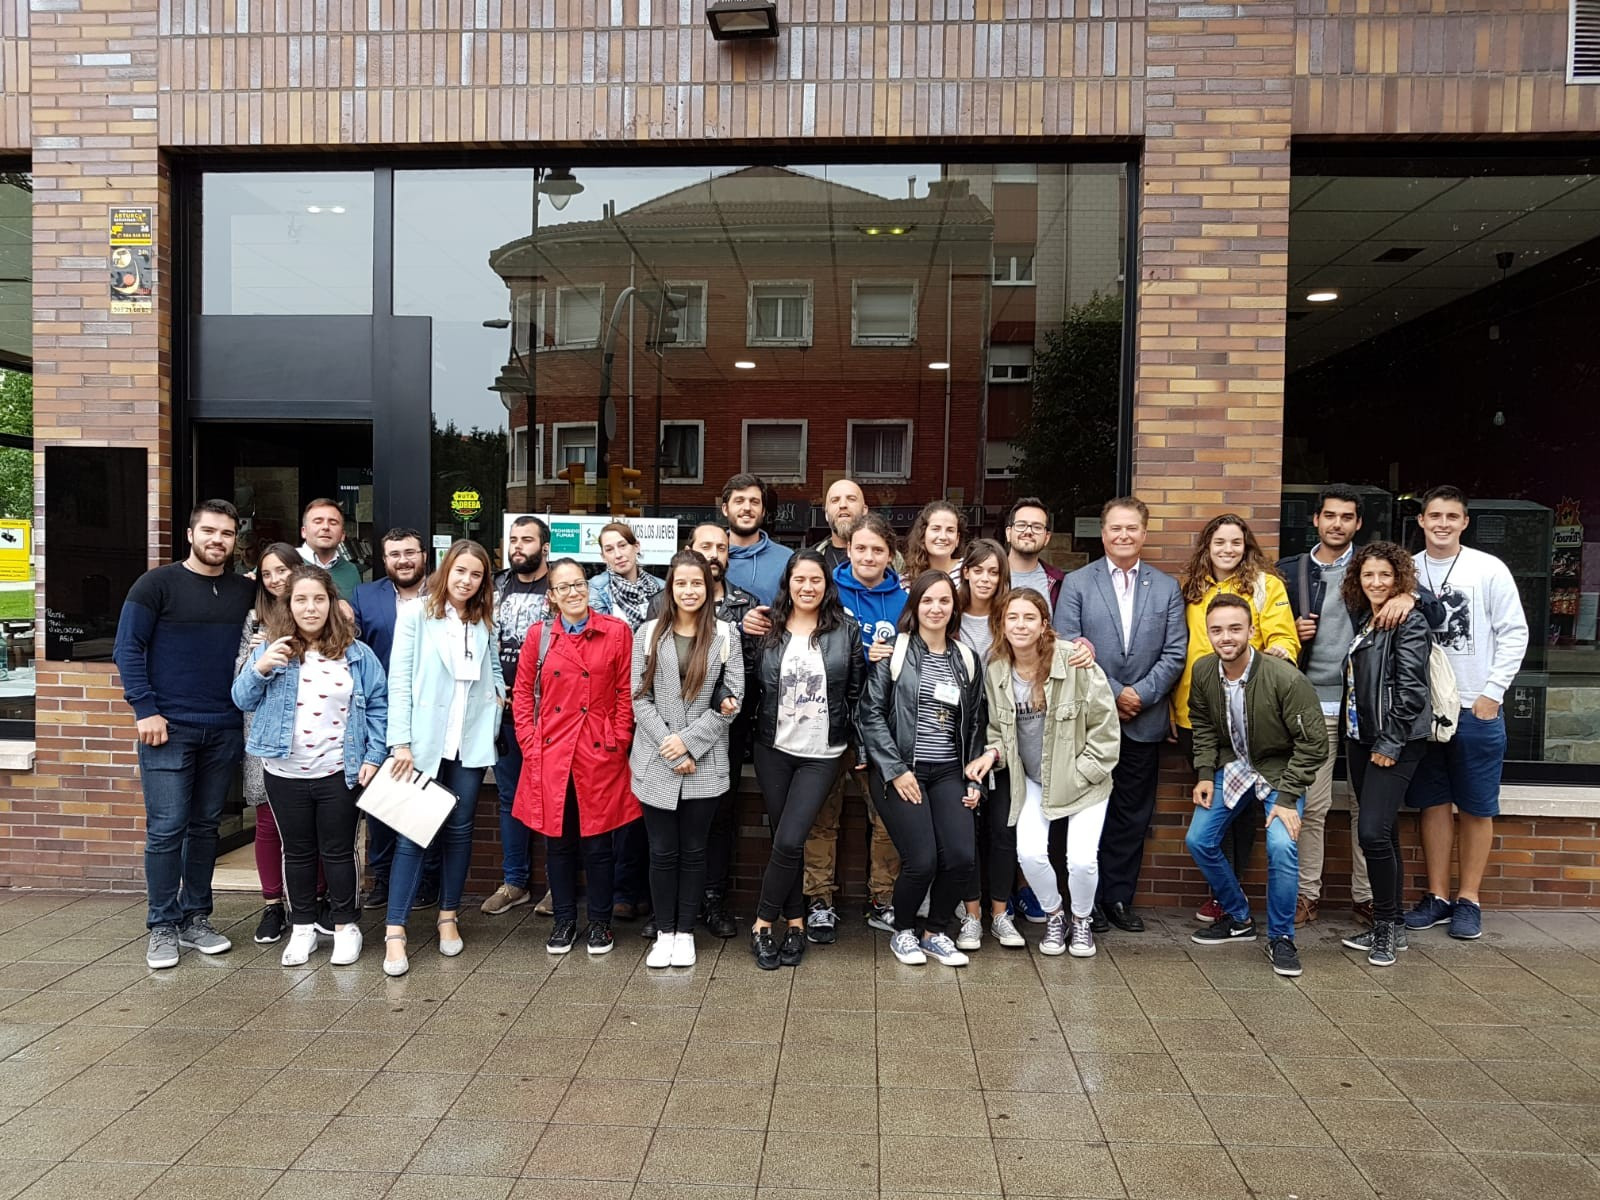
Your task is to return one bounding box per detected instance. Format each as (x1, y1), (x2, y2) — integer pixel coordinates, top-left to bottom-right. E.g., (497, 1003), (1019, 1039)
(721, 473), (792, 608)
(803, 511), (907, 943)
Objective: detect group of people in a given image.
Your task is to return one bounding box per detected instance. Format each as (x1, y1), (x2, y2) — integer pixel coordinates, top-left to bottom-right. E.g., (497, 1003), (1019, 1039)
(112, 476), (1527, 980)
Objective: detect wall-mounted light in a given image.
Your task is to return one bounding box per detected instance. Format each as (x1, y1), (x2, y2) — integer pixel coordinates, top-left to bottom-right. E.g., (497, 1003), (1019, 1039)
(928, 361), (951, 371)
(1306, 290), (1339, 303)
(734, 360), (757, 370)
(857, 225), (915, 236)
(538, 167), (584, 212)
(706, 0), (780, 40)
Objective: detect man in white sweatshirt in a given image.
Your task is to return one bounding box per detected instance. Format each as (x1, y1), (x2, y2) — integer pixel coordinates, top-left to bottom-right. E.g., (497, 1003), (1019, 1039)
(1404, 485), (1529, 941)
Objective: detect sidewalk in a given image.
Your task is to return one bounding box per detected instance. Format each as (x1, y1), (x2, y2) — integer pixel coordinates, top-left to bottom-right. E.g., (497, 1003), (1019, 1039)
(0, 889), (1598, 1198)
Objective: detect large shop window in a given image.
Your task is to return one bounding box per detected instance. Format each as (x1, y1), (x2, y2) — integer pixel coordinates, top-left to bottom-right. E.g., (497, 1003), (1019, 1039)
(0, 170), (30, 737)
(1285, 152), (1600, 781)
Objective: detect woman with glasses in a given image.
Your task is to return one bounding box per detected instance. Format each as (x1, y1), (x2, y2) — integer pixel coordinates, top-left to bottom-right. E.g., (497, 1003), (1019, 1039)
(382, 540), (504, 976)
(513, 558), (640, 957)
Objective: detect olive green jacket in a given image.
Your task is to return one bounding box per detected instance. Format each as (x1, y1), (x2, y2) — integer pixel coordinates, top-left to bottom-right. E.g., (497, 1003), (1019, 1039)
(1189, 649), (1329, 802)
(982, 645), (1122, 826)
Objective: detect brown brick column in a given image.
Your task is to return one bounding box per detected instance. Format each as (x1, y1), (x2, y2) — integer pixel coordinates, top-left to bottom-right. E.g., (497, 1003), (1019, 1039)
(6, 0), (164, 887)
(1133, 2), (1296, 909)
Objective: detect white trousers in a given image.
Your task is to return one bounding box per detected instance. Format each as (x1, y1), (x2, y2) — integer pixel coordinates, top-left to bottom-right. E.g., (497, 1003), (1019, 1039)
(1015, 777), (1110, 918)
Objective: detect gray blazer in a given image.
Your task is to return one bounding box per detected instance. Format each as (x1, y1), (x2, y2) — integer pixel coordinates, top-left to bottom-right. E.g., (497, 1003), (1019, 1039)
(629, 618), (744, 810)
(1052, 558), (1187, 744)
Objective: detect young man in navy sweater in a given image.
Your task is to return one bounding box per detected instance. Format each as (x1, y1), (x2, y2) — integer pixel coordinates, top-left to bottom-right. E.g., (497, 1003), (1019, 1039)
(114, 499), (256, 969)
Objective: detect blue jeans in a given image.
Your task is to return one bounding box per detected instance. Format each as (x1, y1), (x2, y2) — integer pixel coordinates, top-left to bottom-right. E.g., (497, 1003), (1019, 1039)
(137, 722), (244, 929)
(386, 757), (485, 925)
(367, 813), (441, 892)
(494, 715), (533, 889)
(1184, 773), (1304, 941)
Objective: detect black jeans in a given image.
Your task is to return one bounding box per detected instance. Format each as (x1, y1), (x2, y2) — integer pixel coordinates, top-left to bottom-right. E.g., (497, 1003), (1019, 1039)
(642, 795), (719, 934)
(875, 761), (975, 937)
(1348, 739), (1427, 924)
(753, 744), (842, 923)
(1097, 736), (1162, 907)
(963, 768), (1015, 906)
(611, 816), (651, 907)
(263, 771), (359, 926)
(546, 780), (618, 925)
(704, 717), (749, 896)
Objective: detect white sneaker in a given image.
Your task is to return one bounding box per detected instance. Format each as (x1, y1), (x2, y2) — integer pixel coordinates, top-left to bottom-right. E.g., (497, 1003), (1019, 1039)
(919, 932), (970, 967)
(330, 924), (363, 965)
(645, 932), (674, 969)
(280, 924), (318, 967)
(954, 910), (983, 952)
(671, 932), (696, 967)
(990, 911), (1026, 947)
(890, 930), (927, 965)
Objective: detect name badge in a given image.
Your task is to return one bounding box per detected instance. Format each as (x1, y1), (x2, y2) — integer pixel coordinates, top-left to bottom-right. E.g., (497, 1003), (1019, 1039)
(934, 681), (961, 706)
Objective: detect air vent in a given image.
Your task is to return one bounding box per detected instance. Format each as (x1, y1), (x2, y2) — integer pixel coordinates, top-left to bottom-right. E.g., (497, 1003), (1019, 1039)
(1373, 246), (1424, 263)
(1572, 1), (1600, 82)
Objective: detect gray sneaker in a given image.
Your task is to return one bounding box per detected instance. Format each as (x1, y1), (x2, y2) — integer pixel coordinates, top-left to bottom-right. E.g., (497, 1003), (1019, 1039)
(990, 911), (1025, 948)
(954, 909), (983, 952)
(1040, 911), (1068, 957)
(146, 924), (180, 969)
(177, 915), (232, 956)
(1068, 915), (1097, 958)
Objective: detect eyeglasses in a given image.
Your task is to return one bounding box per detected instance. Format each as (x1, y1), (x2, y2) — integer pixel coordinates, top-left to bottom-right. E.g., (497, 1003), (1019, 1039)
(1009, 521), (1048, 534)
(385, 550), (422, 561)
(550, 581), (589, 597)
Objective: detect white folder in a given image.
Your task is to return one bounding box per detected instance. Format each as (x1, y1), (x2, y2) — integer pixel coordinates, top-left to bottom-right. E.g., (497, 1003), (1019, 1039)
(355, 757), (458, 849)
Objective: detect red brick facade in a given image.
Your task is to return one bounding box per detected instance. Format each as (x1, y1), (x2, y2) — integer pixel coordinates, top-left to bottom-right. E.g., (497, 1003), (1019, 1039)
(2, 1), (1597, 906)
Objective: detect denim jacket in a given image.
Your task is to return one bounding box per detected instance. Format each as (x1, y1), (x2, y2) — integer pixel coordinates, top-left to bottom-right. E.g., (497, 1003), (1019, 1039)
(232, 638), (390, 788)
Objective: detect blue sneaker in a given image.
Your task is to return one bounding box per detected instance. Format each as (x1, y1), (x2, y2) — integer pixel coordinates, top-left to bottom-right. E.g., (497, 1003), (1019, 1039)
(1448, 898), (1483, 940)
(1402, 892), (1454, 931)
(1012, 887), (1047, 925)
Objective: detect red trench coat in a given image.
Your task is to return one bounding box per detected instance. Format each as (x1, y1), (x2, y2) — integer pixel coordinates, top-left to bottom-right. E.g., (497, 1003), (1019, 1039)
(512, 612), (640, 838)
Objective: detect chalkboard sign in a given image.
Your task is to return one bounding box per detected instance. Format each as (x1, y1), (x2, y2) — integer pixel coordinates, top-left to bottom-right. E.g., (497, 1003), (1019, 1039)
(45, 446), (149, 661)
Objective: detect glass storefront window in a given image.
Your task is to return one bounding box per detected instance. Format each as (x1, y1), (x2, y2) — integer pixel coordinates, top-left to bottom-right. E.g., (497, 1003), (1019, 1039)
(201, 172), (375, 314)
(396, 161), (1127, 564)
(1285, 156), (1600, 774)
(0, 171), (32, 735)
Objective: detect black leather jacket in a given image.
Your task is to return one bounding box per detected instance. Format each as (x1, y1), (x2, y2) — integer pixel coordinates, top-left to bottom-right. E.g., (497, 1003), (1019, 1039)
(751, 619), (866, 751)
(1346, 608), (1433, 759)
(858, 635), (988, 781)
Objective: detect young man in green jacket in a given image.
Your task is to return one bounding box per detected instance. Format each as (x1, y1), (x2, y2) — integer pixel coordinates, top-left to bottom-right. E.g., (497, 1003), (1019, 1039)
(1185, 592), (1329, 977)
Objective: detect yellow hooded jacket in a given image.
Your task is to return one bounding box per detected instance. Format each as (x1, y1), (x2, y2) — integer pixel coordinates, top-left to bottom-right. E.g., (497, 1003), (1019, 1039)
(1170, 573), (1300, 730)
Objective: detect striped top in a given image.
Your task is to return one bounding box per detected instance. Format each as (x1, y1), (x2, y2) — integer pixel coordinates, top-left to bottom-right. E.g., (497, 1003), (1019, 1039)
(913, 648), (962, 764)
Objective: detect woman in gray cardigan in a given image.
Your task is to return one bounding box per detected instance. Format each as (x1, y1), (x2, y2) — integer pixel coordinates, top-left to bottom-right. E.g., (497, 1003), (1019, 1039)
(630, 551), (744, 969)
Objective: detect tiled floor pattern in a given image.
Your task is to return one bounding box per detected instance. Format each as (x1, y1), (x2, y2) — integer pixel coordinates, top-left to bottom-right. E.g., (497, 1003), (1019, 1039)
(2, 889), (1600, 1198)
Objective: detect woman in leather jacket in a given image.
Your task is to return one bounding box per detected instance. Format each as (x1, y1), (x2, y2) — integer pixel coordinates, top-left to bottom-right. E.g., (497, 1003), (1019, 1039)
(858, 570), (989, 968)
(748, 550), (865, 970)
(1339, 541), (1433, 967)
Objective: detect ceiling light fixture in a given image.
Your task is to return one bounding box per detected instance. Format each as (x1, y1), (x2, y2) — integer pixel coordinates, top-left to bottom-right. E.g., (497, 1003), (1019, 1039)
(538, 167), (584, 212)
(330, 205), (346, 214)
(305, 205), (322, 214)
(706, 0), (780, 40)
(1306, 290), (1339, 303)
(734, 360), (756, 370)
(928, 361), (951, 371)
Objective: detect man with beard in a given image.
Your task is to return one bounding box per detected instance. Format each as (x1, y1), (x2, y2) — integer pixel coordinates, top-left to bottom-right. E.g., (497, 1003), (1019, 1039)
(647, 523), (759, 938)
(298, 497), (363, 599)
(114, 500), (256, 969)
(722, 473), (792, 609)
(814, 477), (904, 577)
(1004, 496), (1064, 613)
(482, 515), (554, 916)
(352, 528), (439, 912)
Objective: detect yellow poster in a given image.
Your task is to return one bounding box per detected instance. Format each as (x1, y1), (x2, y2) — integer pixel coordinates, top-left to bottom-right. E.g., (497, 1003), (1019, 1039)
(0, 519), (30, 582)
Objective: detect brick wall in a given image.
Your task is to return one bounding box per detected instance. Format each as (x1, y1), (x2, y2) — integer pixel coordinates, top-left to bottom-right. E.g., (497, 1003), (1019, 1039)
(1, 0), (1597, 902)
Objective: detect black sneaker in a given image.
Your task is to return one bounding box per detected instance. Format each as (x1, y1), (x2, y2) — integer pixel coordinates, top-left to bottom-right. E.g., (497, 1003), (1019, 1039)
(640, 917), (657, 940)
(547, 919), (578, 955)
(314, 897), (334, 937)
(253, 903), (286, 945)
(750, 928), (781, 971)
(778, 926), (806, 967)
(361, 880), (389, 911)
(1191, 915), (1257, 945)
(701, 891), (739, 939)
(412, 883), (439, 911)
(805, 898), (838, 945)
(1266, 937), (1303, 977)
(585, 922), (614, 956)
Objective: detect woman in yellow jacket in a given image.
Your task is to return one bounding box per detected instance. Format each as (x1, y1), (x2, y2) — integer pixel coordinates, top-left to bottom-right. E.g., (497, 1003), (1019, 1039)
(1171, 513), (1300, 923)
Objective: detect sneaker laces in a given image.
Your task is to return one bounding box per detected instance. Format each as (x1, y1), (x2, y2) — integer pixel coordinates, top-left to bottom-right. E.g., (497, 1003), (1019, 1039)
(1373, 922), (1395, 955)
(808, 905), (836, 927)
(891, 930), (919, 955)
(1045, 911), (1068, 939)
(1069, 916), (1093, 947)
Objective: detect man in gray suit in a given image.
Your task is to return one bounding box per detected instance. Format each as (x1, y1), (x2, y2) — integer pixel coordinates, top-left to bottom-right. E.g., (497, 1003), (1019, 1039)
(1053, 497), (1187, 932)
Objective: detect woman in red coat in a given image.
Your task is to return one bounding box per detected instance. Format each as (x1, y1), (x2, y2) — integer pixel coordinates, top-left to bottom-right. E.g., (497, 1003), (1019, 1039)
(512, 557), (640, 957)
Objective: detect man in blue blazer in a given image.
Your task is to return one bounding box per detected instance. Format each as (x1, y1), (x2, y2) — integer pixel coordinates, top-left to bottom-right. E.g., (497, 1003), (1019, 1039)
(351, 528), (439, 911)
(1053, 497), (1187, 933)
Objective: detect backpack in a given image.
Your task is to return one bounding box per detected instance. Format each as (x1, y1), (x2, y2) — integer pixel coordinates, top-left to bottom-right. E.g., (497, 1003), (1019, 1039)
(889, 633), (977, 684)
(1424, 638), (1461, 744)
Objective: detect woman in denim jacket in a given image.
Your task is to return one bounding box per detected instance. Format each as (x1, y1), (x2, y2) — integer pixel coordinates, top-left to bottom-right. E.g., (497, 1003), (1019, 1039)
(232, 564), (388, 967)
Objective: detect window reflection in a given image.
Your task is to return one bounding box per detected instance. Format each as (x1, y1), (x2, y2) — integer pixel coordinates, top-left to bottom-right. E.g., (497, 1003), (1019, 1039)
(0, 171), (31, 733)
(1286, 163), (1600, 768)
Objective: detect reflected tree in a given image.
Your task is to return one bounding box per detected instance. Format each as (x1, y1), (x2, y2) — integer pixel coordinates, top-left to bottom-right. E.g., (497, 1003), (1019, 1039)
(430, 416), (508, 548)
(0, 370), (31, 520)
(1015, 293), (1121, 528)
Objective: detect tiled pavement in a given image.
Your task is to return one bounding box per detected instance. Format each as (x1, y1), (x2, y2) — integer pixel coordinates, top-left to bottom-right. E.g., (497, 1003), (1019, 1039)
(2, 891), (1600, 1199)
